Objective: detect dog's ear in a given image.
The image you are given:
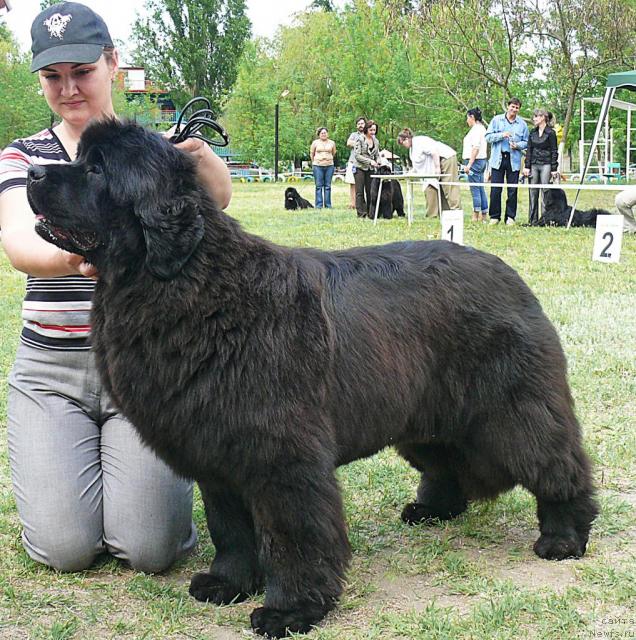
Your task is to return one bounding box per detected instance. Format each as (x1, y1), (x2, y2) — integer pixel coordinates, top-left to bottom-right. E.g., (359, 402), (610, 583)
(135, 197), (204, 280)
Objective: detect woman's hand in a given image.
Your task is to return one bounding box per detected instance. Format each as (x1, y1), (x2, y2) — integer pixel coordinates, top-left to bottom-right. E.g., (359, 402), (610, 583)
(523, 168), (530, 177)
(169, 135), (232, 209)
(174, 136), (207, 164)
(62, 251), (99, 279)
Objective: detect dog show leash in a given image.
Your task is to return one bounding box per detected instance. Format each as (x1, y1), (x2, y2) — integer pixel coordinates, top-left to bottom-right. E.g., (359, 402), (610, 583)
(169, 97), (230, 147)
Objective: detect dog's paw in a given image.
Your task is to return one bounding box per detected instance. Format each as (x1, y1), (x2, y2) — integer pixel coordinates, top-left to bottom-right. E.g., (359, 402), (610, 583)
(188, 572), (250, 605)
(250, 605), (327, 638)
(533, 533), (587, 560)
(401, 501), (466, 525)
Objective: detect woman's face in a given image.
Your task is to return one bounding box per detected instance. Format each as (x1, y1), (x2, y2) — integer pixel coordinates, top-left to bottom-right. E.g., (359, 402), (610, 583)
(533, 113), (546, 126)
(38, 52), (118, 129)
(467, 114), (475, 126)
(319, 128), (328, 140)
(369, 124), (377, 136)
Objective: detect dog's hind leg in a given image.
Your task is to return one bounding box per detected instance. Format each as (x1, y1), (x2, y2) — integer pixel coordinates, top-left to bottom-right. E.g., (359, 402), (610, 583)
(189, 480), (264, 604)
(475, 395), (598, 560)
(396, 443), (468, 524)
(514, 400), (597, 560)
(249, 460), (351, 638)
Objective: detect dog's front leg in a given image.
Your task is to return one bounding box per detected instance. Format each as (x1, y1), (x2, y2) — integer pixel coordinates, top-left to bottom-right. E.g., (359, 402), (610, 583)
(249, 460), (351, 638)
(189, 480), (264, 604)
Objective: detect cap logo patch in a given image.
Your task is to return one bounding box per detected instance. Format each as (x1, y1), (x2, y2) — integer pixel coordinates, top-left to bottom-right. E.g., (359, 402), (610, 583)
(44, 13), (72, 39)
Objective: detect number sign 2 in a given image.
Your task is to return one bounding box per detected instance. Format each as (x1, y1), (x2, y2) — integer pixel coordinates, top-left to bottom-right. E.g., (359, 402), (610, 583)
(441, 210), (464, 246)
(592, 215), (624, 264)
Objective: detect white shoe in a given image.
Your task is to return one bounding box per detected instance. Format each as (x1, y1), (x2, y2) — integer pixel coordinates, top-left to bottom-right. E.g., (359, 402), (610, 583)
(489, 218), (500, 225)
(506, 218), (516, 226)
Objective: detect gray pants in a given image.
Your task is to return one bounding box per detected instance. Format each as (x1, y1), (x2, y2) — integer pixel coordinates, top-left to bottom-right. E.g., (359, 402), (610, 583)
(615, 186), (636, 232)
(528, 163), (552, 225)
(8, 343), (197, 572)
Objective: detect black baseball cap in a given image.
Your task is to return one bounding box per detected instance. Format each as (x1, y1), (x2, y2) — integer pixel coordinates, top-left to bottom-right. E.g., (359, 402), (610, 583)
(30, 2), (113, 72)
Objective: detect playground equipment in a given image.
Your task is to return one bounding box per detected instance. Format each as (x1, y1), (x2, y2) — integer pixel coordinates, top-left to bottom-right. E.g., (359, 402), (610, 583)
(569, 71), (636, 226)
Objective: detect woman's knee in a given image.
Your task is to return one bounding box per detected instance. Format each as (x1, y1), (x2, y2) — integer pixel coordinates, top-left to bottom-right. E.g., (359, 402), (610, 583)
(107, 535), (183, 574)
(22, 530), (101, 572)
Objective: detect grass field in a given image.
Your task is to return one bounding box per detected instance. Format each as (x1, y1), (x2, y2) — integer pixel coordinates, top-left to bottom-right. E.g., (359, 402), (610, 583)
(1, 182), (635, 640)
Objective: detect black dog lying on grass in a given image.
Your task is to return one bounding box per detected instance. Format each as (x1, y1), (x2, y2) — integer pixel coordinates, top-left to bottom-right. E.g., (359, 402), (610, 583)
(537, 188), (611, 227)
(27, 120), (598, 639)
(284, 186), (313, 210)
(369, 165), (405, 219)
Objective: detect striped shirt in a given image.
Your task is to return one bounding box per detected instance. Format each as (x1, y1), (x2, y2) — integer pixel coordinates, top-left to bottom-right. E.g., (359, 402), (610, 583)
(0, 128), (94, 350)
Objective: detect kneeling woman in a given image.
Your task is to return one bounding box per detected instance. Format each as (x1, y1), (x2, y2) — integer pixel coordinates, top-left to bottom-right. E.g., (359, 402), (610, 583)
(0, 1), (231, 572)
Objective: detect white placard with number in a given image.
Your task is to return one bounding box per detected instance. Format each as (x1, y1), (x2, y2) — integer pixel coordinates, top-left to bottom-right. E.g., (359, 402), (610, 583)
(441, 210), (464, 246)
(592, 215), (624, 263)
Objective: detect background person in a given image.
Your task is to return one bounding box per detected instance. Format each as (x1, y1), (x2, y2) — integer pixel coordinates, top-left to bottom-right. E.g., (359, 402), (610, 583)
(485, 97), (529, 225)
(0, 1), (231, 573)
(353, 120), (380, 218)
(345, 117), (366, 209)
(523, 108), (559, 225)
(462, 107), (489, 222)
(310, 127), (336, 209)
(615, 186), (636, 233)
(396, 127), (460, 218)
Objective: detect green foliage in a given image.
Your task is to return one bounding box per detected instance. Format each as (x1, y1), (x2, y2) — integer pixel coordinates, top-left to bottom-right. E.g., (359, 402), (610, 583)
(0, 33), (51, 148)
(130, 0), (251, 114)
(224, 1), (430, 168)
(223, 0), (636, 170)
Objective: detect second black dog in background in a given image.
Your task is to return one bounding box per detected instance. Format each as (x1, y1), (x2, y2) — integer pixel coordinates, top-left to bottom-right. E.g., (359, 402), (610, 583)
(538, 188), (611, 227)
(285, 187), (314, 210)
(369, 165), (405, 219)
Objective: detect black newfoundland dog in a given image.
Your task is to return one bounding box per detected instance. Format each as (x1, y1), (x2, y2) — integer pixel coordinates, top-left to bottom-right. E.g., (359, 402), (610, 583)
(539, 188), (611, 227)
(368, 165), (405, 219)
(27, 120), (598, 639)
(284, 186), (313, 210)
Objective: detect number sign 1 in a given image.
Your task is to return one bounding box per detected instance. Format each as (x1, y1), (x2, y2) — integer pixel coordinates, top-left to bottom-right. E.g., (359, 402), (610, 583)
(592, 215), (624, 264)
(441, 210), (464, 246)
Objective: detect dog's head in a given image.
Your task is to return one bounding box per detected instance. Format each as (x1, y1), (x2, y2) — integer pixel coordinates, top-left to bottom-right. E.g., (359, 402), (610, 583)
(543, 188), (568, 213)
(27, 119), (205, 280)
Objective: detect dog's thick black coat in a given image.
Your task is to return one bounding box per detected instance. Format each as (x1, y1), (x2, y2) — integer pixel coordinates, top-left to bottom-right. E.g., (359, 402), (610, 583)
(27, 121), (598, 639)
(284, 186), (313, 210)
(539, 188), (610, 227)
(369, 165), (405, 219)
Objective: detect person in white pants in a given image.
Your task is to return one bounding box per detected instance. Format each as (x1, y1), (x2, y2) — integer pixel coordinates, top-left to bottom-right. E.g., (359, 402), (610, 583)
(615, 187), (636, 233)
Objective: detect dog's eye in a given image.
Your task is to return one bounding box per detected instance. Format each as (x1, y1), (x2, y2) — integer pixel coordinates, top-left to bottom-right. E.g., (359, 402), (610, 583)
(86, 165), (102, 176)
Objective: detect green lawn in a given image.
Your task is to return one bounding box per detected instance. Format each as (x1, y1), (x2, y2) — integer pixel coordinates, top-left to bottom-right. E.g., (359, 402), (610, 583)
(1, 182), (635, 639)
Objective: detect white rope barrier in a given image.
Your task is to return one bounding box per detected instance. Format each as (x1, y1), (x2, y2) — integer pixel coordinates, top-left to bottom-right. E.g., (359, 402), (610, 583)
(376, 178), (629, 191)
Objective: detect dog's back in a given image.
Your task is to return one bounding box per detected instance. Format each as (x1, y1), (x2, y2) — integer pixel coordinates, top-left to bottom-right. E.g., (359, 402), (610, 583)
(541, 188), (609, 227)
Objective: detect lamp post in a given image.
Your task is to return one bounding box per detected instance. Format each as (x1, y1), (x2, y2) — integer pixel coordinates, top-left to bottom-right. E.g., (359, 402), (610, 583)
(274, 89), (289, 182)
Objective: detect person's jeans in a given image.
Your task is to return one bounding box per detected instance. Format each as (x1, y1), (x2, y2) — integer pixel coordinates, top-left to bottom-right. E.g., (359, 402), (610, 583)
(489, 152), (519, 221)
(313, 165), (335, 208)
(466, 158), (488, 212)
(353, 167), (372, 217)
(528, 163), (552, 225)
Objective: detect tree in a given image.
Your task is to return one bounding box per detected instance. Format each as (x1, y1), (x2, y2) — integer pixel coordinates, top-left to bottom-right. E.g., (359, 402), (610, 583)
(0, 26), (51, 147)
(310, 0), (335, 9)
(524, 0), (636, 160)
(130, 0), (251, 114)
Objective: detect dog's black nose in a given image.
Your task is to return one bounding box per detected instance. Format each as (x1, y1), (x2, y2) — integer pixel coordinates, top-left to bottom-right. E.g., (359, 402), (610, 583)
(28, 165), (47, 182)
